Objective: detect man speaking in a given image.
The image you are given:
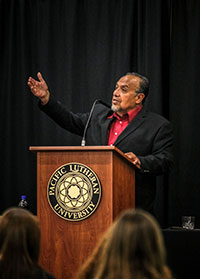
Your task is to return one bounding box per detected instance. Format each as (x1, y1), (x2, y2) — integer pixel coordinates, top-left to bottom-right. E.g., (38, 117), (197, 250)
(27, 72), (173, 214)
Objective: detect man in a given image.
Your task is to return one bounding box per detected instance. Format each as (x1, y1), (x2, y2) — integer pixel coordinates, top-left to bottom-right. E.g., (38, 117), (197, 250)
(27, 72), (173, 214)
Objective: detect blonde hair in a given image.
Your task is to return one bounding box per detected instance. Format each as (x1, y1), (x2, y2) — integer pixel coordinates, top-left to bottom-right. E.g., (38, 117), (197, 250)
(78, 208), (172, 279)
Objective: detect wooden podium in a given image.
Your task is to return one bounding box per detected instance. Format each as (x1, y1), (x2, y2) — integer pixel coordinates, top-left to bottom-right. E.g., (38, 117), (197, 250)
(30, 146), (135, 279)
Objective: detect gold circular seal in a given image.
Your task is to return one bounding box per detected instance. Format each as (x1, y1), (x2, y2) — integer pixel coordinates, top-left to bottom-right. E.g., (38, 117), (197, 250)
(47, 162), (101, 221)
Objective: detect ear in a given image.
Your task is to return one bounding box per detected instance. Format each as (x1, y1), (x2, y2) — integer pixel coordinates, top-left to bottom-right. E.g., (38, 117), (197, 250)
(136, 93), (145, 104)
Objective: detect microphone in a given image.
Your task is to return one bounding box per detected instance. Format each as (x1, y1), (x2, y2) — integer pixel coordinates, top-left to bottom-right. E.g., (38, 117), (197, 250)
(81, 99), (100, 147)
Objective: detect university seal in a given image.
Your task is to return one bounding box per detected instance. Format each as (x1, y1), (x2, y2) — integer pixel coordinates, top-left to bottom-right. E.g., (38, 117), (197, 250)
(47, 162), (101, 221)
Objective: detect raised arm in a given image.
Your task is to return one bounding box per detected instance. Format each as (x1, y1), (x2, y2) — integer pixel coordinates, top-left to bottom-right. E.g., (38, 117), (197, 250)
(27, 72), (50, 105)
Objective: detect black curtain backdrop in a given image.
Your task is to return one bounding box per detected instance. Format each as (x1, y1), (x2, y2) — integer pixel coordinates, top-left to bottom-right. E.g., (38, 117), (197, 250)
(1, 0), (200, 228)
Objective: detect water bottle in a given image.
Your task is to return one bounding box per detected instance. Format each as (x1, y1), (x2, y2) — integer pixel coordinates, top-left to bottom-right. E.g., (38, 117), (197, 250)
(18, 195), (29, 209)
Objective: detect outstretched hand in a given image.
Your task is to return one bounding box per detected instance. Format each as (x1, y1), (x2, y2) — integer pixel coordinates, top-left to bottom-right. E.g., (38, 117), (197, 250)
(27, 72), (50, 105)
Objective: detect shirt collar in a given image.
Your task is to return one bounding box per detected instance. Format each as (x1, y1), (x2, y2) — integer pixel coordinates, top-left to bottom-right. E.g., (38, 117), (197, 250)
(108, 105), (143, 122)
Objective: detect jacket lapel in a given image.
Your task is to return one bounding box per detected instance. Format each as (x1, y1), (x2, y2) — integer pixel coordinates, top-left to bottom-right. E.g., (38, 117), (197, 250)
(114, 108), (148, 146)
(101, 115), (115, 145)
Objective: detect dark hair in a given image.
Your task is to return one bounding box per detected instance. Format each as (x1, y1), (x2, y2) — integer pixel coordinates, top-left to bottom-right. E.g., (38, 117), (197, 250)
(78, 208), (172, 279)
(126, 72), (149, 99)
(0, 207), (41, 279)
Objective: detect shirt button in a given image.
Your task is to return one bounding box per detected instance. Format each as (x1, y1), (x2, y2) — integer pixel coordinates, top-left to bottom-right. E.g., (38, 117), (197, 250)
(115, 132), (117, 135)
(120, 121), (122, 124)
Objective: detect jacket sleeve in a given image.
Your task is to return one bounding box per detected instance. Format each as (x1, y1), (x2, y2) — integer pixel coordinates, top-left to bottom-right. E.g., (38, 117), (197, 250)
(137, 122), (174, 175)
(38, 95), (89, 136)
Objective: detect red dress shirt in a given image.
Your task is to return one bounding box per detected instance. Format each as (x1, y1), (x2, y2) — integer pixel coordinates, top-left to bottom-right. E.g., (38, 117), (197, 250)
(107, 105), (142, 146)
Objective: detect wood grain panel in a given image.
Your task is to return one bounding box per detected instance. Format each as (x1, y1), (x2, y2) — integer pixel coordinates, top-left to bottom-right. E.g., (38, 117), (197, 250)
(30, 146), (135, 279)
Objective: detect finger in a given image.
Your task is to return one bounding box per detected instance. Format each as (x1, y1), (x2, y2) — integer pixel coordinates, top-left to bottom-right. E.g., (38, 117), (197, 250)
(128, 154), (137, 160)
(28, 77), (33, 84)
(37, 72), (43, 82)
(28, 76), (39, 85)
(125, 152), (132, 158)
(126, 154), (132, 160)
(125, 152), (131, 156)
(133, 160), (141, 169)
(27, 81), (34, 88)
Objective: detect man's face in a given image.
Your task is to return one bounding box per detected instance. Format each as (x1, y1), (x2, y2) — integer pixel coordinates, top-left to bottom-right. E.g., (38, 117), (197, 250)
(111, 75), (144, 116)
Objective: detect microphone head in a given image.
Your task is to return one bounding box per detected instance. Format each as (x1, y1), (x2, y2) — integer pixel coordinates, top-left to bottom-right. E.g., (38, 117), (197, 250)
(81, 139), (86, 147)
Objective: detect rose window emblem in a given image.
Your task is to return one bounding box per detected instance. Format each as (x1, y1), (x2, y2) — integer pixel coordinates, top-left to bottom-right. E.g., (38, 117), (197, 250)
(56, 173), (93, 212)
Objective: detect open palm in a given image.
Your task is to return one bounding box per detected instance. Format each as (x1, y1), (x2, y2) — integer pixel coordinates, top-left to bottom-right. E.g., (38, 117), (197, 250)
(27, 72), (48, 99)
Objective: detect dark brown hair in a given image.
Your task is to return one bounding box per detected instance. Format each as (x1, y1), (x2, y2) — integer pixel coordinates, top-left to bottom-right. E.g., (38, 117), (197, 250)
(126, 72), (149, 99)
(0, 207), (41, 279)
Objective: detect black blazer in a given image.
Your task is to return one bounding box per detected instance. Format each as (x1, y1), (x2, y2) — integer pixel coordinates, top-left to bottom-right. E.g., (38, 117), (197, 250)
(40, 97), (174, 213)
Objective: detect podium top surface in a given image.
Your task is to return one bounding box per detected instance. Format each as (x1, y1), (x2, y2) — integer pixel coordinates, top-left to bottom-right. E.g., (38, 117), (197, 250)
(29, 145), (134, 166)
(30, 145), (117, 151)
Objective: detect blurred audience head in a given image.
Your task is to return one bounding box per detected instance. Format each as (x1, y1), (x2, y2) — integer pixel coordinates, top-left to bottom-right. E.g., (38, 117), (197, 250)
(0, 207), (41, 279)
(78, 208), (172, 279)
